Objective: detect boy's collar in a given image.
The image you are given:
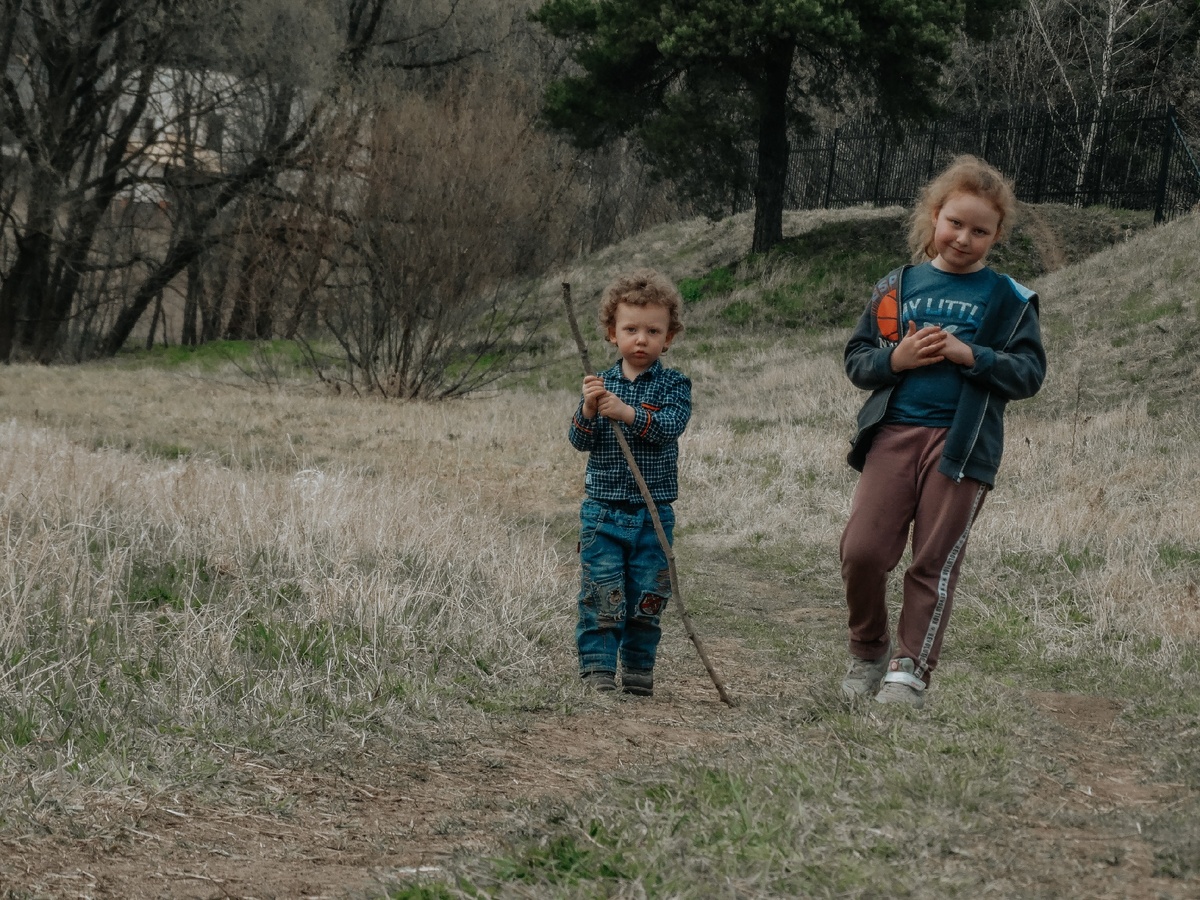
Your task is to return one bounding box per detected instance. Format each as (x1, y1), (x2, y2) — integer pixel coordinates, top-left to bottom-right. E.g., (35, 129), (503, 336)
(613, 358), (661, 380)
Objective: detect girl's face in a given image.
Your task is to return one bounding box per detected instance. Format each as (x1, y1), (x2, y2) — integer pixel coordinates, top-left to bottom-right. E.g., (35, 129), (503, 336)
(930, 191), (1002, 274)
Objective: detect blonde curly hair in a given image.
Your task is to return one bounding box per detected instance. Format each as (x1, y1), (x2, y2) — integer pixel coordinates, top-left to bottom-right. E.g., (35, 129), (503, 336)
(598, 269), (684, 339)
(908, 155), (1017, 263)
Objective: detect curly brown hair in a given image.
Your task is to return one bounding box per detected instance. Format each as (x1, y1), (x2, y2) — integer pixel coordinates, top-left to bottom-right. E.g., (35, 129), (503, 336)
(598, 269), (684, 338)
(908, 155), (1017, 263)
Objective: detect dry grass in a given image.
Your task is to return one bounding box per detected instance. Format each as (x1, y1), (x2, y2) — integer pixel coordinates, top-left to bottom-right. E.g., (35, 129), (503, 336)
(0, 408), (575, 741)
(555, 206), (906, 307)
(1, 207), (1199, 898)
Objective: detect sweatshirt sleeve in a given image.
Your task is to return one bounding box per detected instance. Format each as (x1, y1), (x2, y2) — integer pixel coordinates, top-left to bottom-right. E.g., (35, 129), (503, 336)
(960, 284), (1047, 401)
(844, 283), (904, 391)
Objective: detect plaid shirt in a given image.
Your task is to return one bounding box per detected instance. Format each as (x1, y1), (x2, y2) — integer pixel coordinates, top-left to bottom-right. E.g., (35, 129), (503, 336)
(569, 359), (692, 504)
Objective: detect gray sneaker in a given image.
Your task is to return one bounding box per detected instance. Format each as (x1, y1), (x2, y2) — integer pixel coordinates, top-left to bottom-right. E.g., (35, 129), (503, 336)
(840, 645), (891, 698)
(874, 657), (926, 709)
(582, 671), (617, 692)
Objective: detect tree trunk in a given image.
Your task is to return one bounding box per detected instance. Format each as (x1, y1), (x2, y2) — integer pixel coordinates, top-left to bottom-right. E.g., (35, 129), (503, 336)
(100, 232), (208, 356)
(751, 41), (795, 255)
(225, 248), (264, 340)
(202, 258), (227, 342)
(0, 202), (54, 362)
(146, 291), (163, 350)
(182, 256), (202, 346)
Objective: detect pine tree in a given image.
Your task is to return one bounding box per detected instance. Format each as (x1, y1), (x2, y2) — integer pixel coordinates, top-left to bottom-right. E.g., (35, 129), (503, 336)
(532, 0), (1016, 253)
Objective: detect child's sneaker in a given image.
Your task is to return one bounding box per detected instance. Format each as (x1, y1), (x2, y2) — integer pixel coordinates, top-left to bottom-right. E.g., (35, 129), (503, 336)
(620, 667), (654, 697)
(582, 671), (617, 692)
(874, 657), (926, 708)
(840, 644), (890, 698)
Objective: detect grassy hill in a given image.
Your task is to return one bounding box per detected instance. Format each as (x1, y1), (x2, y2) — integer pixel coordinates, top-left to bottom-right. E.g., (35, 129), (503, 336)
(0, 204), (1198, 899)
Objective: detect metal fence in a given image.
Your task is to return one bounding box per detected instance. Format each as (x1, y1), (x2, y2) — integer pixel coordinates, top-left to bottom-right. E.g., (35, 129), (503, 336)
(783, 102), (1200, 224)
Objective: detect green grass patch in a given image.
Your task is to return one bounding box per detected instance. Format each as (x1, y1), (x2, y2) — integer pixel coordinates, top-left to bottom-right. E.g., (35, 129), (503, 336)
(678, 266), (737, 302)
(126, 557), (214, 612)
(234, 616), (336, 669)
(764, 217), (906, 326)
(117, 338), (307, 372)
(1119, 288), (1185, 326)
(491, 823), (637, 885)
(700, 216), (905, 332)
(386, 885), (459, 900)
(720, 300), (756, 325)
(952, 600), (1036, 674)
(1057, 542), (1105, 575)
(1156, 542), (1200, 569)
(0, 708), (38, 748)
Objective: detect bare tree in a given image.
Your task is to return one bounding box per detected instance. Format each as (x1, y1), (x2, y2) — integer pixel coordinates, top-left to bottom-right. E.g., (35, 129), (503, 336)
(308, 70), (574, 398)
(944, 0), (1190, 118)
(0, 0), (170, 361)
(0, 0), (689, 380)
(0, 0), (486, 363)
(1028, 0), (1173, 190)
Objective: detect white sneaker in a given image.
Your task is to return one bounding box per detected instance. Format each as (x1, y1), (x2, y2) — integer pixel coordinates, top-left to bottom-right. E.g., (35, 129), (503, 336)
(874, 657), (926, 709)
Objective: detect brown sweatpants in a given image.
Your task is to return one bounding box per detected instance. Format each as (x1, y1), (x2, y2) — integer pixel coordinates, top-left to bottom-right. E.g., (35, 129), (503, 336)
(840, 424), (988, 684)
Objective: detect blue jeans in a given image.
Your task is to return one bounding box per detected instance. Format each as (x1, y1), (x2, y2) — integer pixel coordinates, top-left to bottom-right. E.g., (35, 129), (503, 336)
(576, 498), (674, 675)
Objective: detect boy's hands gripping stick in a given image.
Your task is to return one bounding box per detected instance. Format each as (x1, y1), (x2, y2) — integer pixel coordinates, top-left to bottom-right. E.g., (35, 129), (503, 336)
(582, 374), (634, 424)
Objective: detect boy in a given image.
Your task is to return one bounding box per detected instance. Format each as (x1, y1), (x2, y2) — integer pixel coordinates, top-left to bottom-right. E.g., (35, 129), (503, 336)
(568, 269), (691, 696)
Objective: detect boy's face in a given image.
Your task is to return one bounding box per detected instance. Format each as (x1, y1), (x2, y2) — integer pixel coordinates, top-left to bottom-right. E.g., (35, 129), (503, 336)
(930, 191), (1002, 274)
(608, 301), (674, 377)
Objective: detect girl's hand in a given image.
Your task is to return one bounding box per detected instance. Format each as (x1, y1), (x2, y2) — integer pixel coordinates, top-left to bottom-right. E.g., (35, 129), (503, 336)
(890, 321), (947, 372)
(939, 331), (976, 367)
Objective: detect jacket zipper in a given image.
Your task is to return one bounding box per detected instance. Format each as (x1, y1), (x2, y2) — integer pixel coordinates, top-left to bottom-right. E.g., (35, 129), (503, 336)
(955, 296), (1032, 480)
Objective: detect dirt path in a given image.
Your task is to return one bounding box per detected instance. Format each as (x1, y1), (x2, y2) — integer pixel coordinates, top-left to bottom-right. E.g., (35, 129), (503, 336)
(6, 691), (1191, 900)
(2, 554), (1197, 899)
(0, 675), (745, 899)
(953, 690), (1193, 899)
(1021, 203), (1069, 273)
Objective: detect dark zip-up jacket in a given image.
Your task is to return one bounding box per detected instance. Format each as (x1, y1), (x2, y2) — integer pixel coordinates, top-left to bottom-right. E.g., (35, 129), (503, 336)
(844, 264), (1047, 487)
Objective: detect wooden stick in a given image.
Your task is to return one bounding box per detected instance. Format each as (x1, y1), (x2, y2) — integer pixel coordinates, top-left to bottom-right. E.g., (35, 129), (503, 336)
(562, 282), (734, 707)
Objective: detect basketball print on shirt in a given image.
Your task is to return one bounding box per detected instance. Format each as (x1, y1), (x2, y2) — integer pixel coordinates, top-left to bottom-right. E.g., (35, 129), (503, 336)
(871, 271), (902, 343)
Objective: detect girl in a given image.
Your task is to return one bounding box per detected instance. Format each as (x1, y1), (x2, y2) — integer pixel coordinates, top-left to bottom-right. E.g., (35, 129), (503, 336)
(839, 155), (1047, 707)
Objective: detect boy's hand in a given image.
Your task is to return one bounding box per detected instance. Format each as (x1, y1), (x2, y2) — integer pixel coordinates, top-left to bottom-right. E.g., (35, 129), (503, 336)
(582, 375), (636, 424)
(890, 321), (947, 372)
(595, 391), (635, 424)
(939, 331), (976, 367)
(581, 374), (606, 418)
